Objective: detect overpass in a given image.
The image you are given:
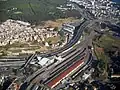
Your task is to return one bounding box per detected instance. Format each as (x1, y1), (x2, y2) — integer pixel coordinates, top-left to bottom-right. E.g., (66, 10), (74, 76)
(3, 1), (120, 90)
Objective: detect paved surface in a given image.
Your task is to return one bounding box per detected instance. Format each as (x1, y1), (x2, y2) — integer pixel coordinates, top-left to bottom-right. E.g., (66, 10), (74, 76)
(3, 1), (120, 90)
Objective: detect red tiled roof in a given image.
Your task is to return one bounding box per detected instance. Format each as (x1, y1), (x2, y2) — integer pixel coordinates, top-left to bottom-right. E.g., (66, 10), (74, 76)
(47, 58), (84, 88)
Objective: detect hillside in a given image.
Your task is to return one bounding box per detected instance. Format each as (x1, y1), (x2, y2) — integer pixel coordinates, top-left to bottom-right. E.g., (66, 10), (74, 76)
(0, 0), (79, 23)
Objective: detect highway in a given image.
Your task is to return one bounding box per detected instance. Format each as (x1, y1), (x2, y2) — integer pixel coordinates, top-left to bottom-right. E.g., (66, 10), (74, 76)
(3, 1), (120, 90)
(43, 36), (93, 89)
(44, 51), (88, 85)
(22, 19), (94, 69)
(23, 28), (94, 89)
(20, 54), (36, 70)
(0, 0), (117, 68)
(22, 20), (101, 90)
(24, 51), (89, 90)
(20, 43), (88, 90)
(24, 45), (91, 90)
(24, 43), (86, 82)
(0, 58), (26, 67)
(23, 19), (90, 79)
(0, 61), (25, 67)
(19, 19), (98, 90)
(0, 58), (25, 62)
(0, 19), (115, 68)
(71, 53), (92, 79)
(43, 50), (87, 84)
(51, 49), (86, 72)
(21, 20), (88, 69)
(1, 16), (112, 69)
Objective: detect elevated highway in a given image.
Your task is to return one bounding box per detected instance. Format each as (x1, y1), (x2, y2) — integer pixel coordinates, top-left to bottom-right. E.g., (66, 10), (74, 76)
(23, 45), (92, 90)
(0, 61), (25, 67)
(20, 20), (86, 69)
(0, 58), (25, 67)
(23, 46), (90, 90)
(19, 19), (105, 90)
(3, 1), (120, 90)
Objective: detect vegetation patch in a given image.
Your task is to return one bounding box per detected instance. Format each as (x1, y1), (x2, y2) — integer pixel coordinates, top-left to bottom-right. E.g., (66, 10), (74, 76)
(93, 33), (120, 80)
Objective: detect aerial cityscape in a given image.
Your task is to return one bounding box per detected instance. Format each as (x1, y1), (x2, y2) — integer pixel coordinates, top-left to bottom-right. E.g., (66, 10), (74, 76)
(0, 0), (120, 90)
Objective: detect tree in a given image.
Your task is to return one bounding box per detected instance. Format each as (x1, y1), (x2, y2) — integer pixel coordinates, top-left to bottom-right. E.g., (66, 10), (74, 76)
(58, 31), (64, 37)
(42, 41), (45, 45)
(0, 84), (2, 90)
(58, 41), (62, 46)
(48, 40), (52, 46)
(53, 27), (58, 31)
(1, 51), (7, 56)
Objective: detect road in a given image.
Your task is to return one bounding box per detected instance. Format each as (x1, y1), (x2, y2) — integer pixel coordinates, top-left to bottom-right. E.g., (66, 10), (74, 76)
(19, 18), (99, 90)
(24, 45), (92, 90)
(21, 6), (102, 89)
(24, 48), (90, 90)
(0, 61), (25, 67)
(20, 18), (96, 89)
(0, 58), (26, 67)
(4, 1), (120, 90)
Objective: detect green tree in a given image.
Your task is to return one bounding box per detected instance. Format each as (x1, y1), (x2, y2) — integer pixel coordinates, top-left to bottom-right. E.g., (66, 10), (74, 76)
(58, 31), (64, 37)
(53, 27), (58, 31)
(48, 40), (52, 46)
